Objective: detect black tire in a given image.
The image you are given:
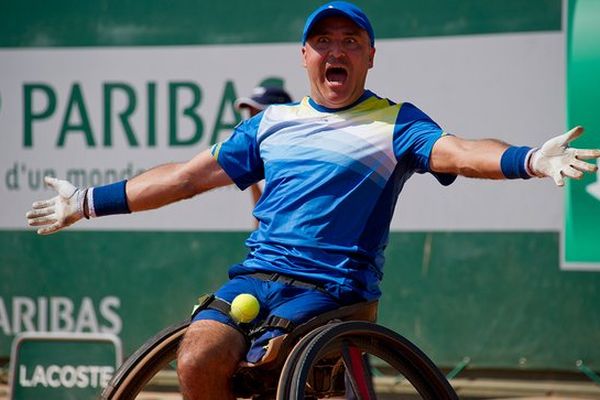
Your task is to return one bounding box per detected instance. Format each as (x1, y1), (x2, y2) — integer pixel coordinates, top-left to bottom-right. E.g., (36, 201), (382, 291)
(276, 323), (337, 398)
(276, 321), (458, 400)
(100, 319), (333, 400)
(100, 320), (189, 400)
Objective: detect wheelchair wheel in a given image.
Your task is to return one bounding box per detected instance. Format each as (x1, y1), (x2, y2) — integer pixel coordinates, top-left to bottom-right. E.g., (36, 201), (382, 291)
(276, 321), (458, 400)
(100, 320), (188, 400)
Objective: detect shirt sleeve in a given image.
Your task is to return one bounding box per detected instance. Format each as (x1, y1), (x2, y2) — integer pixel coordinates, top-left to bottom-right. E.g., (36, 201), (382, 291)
(211, 113), (264, 190)
(392, 102), (456, 186)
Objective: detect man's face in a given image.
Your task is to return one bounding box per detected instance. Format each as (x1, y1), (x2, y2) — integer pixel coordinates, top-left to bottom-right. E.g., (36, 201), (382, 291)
(302, 15), (375, 109)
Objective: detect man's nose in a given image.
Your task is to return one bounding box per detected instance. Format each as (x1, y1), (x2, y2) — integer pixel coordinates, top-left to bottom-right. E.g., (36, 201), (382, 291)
(328, 41), (345, 58)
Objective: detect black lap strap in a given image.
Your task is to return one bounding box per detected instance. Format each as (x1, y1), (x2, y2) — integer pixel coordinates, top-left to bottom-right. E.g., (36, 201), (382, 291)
(244, 272), (332, 339)
(246, 272), (329, 294)
(207, 298), (231, 314)
(190, 293), (231, 320)
(191, 273), (330, 342)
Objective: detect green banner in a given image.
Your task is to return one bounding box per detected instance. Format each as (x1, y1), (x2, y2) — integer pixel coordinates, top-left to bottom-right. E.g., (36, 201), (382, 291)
(10, 333), (121, 400)
(565, 0), (600, 269)
(0, 0), (560, 47)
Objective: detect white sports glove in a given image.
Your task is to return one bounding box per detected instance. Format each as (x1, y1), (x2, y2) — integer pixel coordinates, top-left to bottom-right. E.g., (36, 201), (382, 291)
(529, 126), (600, 186)
(26, 176), (87, 235)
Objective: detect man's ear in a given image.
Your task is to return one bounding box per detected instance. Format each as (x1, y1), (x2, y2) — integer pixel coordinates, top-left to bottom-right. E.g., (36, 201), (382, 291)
(302, 46), (307, 68)
(368, 47), (376, 69)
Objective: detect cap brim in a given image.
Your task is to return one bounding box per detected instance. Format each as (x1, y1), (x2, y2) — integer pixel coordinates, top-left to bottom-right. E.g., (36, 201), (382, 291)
(234, 97), (266, 111)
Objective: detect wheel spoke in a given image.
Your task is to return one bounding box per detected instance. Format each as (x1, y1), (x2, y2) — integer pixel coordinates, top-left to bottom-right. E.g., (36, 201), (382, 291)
(341, 342), (376, 399)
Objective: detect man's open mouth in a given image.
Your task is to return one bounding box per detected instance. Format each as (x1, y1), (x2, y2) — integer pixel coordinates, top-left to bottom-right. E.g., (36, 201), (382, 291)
(325, 66), (348, 85)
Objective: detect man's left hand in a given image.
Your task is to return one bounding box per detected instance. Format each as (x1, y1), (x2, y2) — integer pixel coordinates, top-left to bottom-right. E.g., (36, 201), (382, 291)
(529, 126), (600, 186)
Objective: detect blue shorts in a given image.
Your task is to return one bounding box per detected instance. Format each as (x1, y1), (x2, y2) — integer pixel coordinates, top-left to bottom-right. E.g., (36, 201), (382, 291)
(192, 275), (342, 362)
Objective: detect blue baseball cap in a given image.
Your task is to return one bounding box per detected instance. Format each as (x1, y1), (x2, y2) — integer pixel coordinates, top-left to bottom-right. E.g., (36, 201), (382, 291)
(302, 1), (375, 47)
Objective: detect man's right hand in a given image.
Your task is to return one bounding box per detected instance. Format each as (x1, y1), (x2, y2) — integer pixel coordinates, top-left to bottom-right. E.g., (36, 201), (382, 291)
(26, 177), (86, 235)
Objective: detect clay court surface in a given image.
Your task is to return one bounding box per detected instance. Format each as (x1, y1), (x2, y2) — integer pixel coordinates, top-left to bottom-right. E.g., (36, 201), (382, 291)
(2, 375), (600, 400)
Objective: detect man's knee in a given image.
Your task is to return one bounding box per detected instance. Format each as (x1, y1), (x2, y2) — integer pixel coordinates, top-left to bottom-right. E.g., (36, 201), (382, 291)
(177, 319), (246, 377)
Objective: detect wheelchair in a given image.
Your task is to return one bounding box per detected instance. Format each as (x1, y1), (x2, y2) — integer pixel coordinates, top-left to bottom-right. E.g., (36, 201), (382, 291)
(101, 300), (458, 399)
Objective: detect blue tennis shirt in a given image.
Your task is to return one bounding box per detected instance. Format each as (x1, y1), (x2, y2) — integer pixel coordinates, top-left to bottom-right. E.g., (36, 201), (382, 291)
(212, 90), (455, 301)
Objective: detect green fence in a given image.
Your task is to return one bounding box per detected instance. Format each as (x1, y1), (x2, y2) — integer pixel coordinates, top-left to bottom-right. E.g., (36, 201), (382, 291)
(0, 0), (561, 47)
(2, 230), (599, 371)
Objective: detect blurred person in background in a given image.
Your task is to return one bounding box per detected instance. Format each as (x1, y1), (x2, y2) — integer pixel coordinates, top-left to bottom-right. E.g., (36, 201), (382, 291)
(234, 85), (293, 226)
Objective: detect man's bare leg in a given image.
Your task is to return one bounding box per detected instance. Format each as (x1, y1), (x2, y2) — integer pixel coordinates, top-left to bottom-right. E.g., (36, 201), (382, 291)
(177, 319), (246, 400)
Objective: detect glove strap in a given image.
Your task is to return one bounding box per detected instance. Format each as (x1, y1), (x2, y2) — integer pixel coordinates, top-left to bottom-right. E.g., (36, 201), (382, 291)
(87, 180), (131, 218)
(501, 146), (534, 179)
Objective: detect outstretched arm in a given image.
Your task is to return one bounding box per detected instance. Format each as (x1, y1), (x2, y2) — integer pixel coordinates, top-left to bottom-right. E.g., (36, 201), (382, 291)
(26, 149), (232, 235)
(125, 149), (232, 212)
(429, 135), (509, 179)
(430, 126), (600, 184)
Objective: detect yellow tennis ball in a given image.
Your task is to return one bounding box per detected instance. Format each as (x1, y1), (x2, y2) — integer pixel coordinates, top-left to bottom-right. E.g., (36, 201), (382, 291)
(230, 293), (260, 323)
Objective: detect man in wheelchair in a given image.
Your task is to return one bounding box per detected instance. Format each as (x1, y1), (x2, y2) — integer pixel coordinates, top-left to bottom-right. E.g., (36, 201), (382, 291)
(26, 1), (600, 399)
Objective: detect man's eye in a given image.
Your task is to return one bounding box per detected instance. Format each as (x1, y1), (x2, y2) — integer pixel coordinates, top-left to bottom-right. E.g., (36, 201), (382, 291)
(344, 38), (359, 48)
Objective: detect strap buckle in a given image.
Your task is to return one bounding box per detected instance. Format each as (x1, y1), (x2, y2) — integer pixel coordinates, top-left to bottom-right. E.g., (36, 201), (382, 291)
(249, 314), (296, 339)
